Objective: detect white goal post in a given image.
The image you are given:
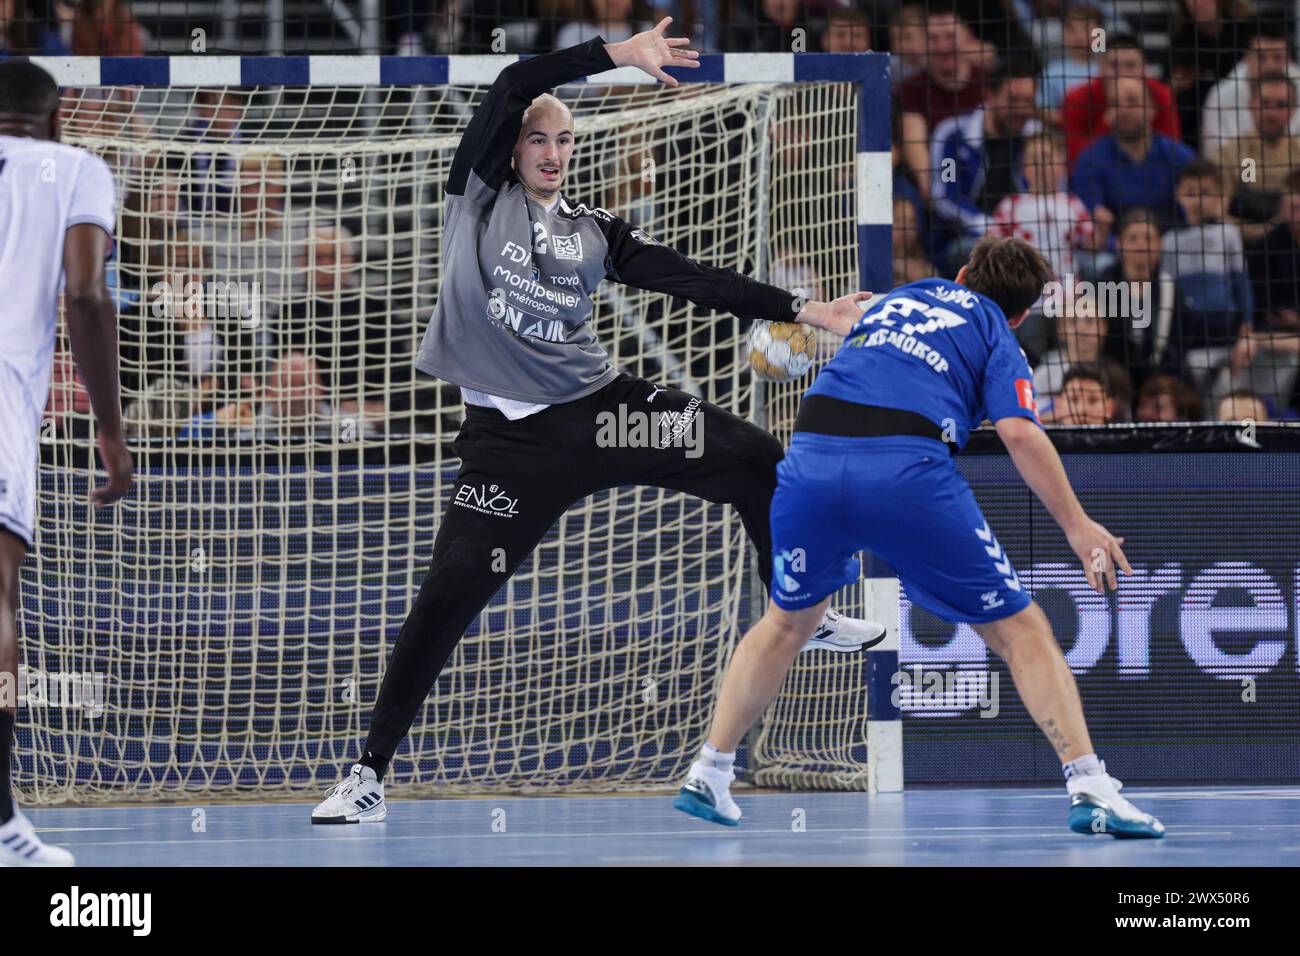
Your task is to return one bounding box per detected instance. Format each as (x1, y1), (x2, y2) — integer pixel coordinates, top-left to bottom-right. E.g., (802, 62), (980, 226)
(14, 51), (899, 803)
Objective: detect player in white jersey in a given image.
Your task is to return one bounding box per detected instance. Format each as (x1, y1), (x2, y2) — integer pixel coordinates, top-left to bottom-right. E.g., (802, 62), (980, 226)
(0, 60), (132, 866)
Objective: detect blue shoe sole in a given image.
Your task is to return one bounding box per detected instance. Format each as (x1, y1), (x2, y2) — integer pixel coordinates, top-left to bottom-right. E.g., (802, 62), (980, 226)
(1069, 802), (1165, 839)
(673, 789), (740, 827)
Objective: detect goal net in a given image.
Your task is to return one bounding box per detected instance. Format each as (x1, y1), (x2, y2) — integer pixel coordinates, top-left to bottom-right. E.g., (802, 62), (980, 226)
(15, 64), (880, 804)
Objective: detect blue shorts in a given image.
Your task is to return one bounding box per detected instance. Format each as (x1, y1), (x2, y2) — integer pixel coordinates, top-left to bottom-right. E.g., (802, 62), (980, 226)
(770, 433), (1032, 624)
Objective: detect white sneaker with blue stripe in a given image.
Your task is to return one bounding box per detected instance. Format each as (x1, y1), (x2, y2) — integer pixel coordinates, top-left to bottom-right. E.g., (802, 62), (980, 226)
(673, 761), (741, 826)
(0, 801), (75, 866)
(311, 763), (387, 824)
(1067, 765), (1165, 839)
(802, 609), (886, 654)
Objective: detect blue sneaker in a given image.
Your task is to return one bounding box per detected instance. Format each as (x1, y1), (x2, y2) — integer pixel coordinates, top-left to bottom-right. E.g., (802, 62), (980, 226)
(1067, 766), (1165, 839)
(673, 762), (741, 826)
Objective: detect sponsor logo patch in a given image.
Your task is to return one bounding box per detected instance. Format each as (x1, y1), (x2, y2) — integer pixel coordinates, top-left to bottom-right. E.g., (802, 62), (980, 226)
(552, 233), (583, 261)
(774, 548), (804, 595)
(454, 483), (520, 518)
(1015, 378), (1039, 421)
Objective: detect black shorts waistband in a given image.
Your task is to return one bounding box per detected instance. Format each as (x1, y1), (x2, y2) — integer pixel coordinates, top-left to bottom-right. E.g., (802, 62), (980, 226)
(463, 402), (519, 423)
(460, 373), (631, 424)
(793, 395), (954, 454)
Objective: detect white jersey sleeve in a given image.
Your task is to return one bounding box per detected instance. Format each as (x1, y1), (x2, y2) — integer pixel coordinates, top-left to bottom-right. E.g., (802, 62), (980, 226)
(0, 136), (118, 413)
(67, 152), (117, 242)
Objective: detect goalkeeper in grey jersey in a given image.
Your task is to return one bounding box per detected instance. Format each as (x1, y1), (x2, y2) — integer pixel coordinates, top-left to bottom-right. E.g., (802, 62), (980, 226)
(313, 19), (882, 824)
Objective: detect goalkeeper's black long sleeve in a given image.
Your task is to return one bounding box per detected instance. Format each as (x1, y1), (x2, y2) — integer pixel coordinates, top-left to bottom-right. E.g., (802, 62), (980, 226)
(599, 209), (802, 324)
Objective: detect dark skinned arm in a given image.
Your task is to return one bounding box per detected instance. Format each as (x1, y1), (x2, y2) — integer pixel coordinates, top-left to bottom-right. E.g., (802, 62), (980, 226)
(62, 222), (131, 506)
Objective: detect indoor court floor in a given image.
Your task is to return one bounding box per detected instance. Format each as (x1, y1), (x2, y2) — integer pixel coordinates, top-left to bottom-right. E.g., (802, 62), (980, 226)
(21, 786), (1300, 866)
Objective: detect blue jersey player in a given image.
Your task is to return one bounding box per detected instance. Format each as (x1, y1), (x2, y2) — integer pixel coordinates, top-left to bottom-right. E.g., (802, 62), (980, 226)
(674, 236), (1165, 839)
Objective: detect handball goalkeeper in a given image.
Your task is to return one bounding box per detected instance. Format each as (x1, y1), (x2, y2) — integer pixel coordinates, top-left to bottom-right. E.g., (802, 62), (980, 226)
(313, 20), (882, 824)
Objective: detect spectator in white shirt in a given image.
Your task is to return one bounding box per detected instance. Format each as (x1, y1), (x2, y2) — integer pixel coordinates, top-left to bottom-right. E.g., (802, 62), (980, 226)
(1033, 289), (1108, 405)
(1200, 24), (1300, 157)
(990, 131), (1111, 282)
(1037, 4), (1104, 112)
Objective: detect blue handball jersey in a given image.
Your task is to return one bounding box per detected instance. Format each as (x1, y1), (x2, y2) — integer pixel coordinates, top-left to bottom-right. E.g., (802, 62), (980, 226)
(807, 278), (1041, 450)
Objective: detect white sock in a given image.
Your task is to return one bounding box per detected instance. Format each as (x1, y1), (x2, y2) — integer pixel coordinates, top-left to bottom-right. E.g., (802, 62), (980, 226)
(1063, 753), (1102, 781)
(699, 743), (735, 774)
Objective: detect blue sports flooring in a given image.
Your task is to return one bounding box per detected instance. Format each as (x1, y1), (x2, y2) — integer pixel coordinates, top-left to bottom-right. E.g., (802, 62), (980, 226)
(22, 786), (1300, 866)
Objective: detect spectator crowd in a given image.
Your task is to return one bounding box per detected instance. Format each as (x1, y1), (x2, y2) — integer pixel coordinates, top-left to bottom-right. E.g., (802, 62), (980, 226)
(36, 118), (433, 444)
(7, 0), (1300, 426)
(888, 0), (1300, 424)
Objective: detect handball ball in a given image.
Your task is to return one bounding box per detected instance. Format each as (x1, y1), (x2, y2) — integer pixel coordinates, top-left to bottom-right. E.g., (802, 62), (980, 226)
(748, 320), (817, 382)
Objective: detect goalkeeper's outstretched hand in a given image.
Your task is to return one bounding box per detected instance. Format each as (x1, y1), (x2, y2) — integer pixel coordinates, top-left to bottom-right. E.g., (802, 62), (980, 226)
(796, 291), (875, 337)
(605, 18), (700, 87)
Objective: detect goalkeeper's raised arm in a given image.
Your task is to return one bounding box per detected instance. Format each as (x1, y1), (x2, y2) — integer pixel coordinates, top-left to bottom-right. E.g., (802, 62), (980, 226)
(446, 19), (699, 204)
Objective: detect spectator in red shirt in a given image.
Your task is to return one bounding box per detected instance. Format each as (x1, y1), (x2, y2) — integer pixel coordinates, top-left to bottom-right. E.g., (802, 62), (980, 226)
(70, 0), (148, 55)
(896, 7), (992, 200)
(1062, 33), (1182, 166)
(896, 9), (989, 129)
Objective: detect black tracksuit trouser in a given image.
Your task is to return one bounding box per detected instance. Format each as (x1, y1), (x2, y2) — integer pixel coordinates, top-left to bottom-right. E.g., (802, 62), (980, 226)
(365, 373), (782, 759)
